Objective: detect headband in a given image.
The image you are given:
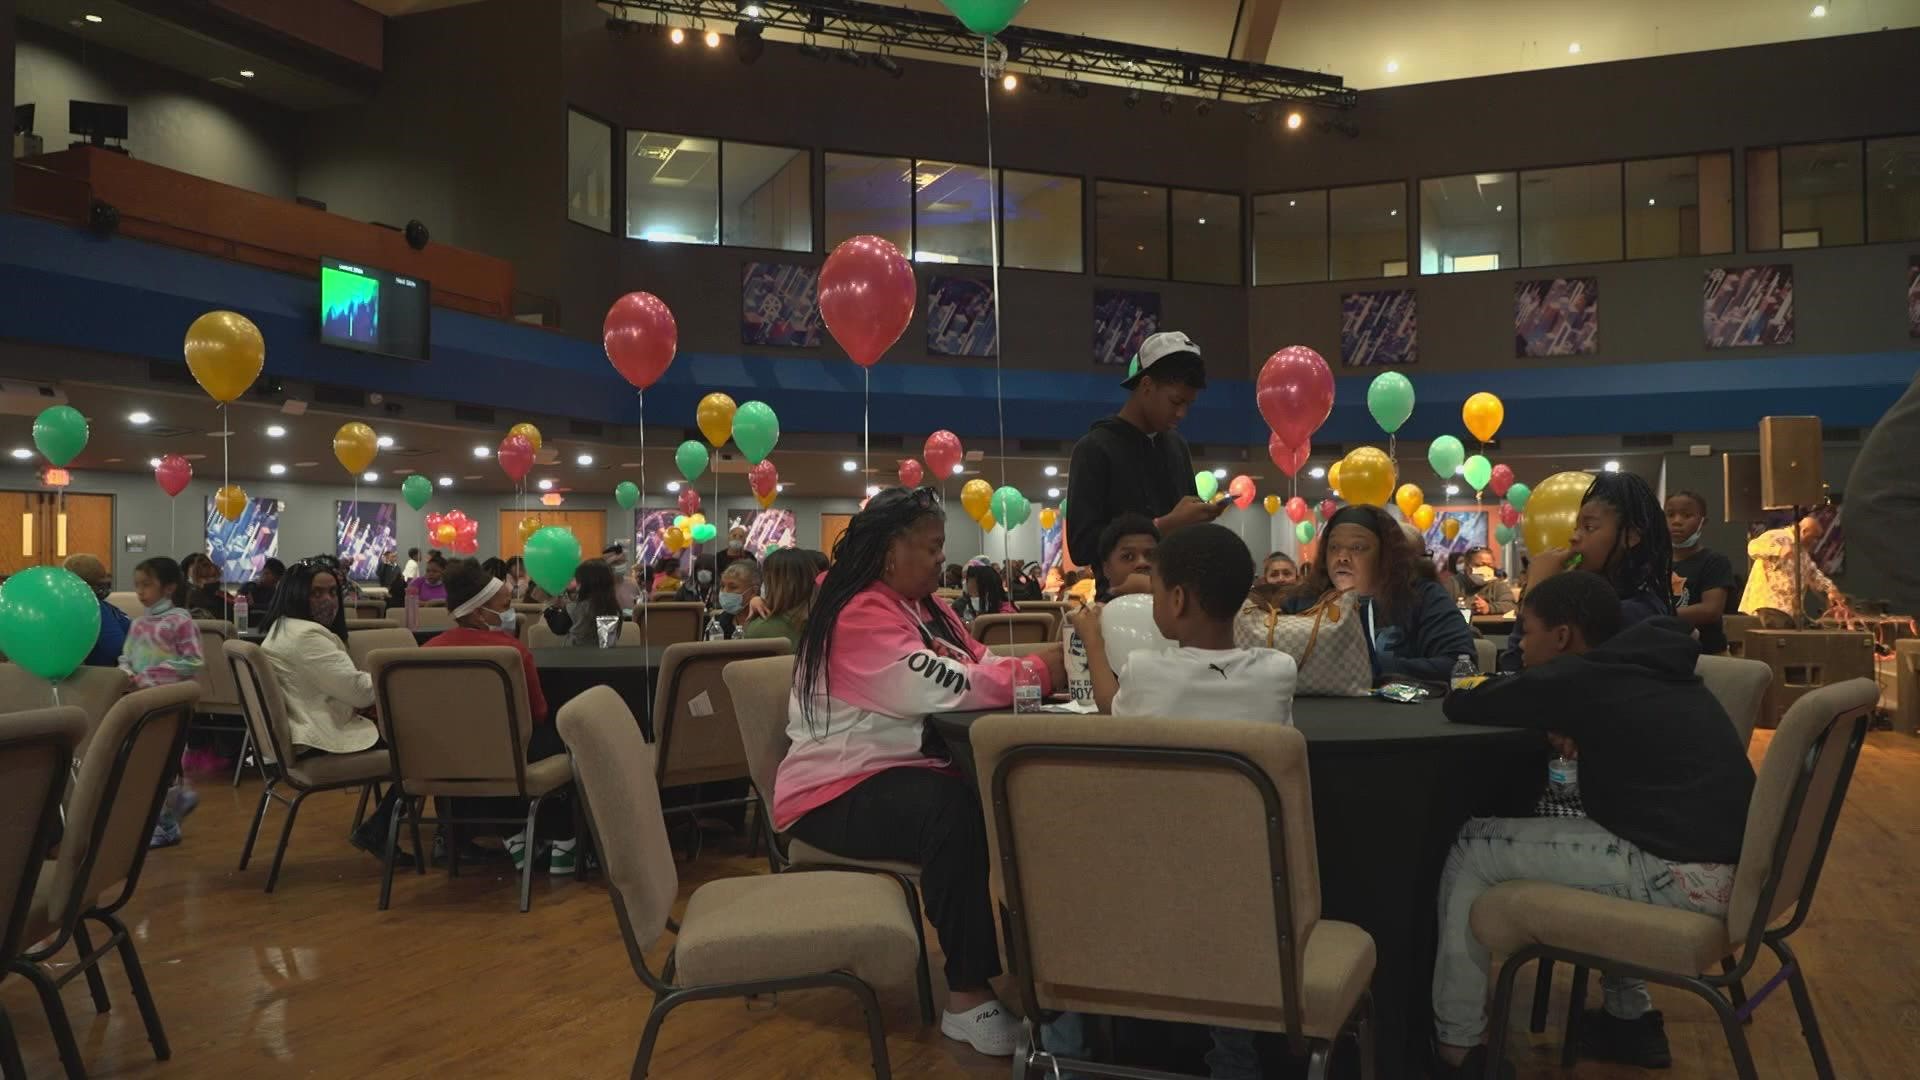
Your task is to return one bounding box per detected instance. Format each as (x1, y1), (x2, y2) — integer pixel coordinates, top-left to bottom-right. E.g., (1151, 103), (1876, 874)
(1324, 505), (1385, 539)
(451, 575), (505, 620)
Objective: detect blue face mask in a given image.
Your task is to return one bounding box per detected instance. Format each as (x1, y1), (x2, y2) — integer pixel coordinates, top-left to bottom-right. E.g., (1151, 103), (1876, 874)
(491, 606), (518, 634)
(717, 591), (744, 614)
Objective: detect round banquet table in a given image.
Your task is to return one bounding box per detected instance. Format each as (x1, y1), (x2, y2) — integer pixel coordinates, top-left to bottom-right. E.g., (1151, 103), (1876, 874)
(927, 697), (1543, 1077)
(238, 627), (445, 646)
(1471, 613), (1518, 636)
(531, 645), (665, 736)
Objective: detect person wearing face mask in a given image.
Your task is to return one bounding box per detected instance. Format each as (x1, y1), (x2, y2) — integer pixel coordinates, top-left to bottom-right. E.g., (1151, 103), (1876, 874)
(715, 560), (761, 634)
(676, 553), (720, 605)
(1665, 491), (1735, 655)
(62, 553), (132, 668)
(543, 558), (624, 646)
(179, 551), (230, 619)
(1449, 547), (1518, 617)
(121, 557), (206, 848)
(715, 525), (756, 579)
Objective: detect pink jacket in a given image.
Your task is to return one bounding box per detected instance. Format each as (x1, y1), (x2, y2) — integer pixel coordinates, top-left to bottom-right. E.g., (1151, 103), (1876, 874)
(772, 580), (1052, 831)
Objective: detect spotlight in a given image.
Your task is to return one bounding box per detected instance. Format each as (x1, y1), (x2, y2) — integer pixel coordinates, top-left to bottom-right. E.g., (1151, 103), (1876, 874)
(734, 21), (764, 63)
(873, 53), (903, 77)
(836, 45), (866, 66)
(1244, 104), (1264, 123)
(738, 1), (764, 16)
(1285, 110), (1303, 130)
(1124, 88), (1141, 108)
(797, 38), (828, 60)
(1159, 95), (1173, 114)
(1001, 72), (1018, 91)
(1194, 99), (1212, 116)
(1029, 72), (1049, 92)
(669, 26), (685, 44)
(704, 29), (721, 47)
(1064, 79), (1087, 99)
(404, 218), (430, 250)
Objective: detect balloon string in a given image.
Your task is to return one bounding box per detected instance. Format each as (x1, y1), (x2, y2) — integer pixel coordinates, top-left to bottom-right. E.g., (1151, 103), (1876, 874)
(638, 389), (653, 739)
(981, 37), (1007, 500)
(863, 367), (871, 495)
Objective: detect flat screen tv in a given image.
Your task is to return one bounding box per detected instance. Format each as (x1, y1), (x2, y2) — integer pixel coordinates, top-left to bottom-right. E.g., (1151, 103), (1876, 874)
(319, 257), (430, 361)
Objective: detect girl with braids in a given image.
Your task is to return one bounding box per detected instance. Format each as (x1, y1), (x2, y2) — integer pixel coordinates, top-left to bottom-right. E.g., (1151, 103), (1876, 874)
(774, 486), (1066, 1058)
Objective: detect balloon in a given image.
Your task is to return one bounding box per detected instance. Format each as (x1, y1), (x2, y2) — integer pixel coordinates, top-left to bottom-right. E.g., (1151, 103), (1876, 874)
(1317, 498), (1338, 521)
(978, 511), (997, 532)
(0, 567), (101, 681)
(1463, 392), (1505, 443)
(333, 421), (377, 475)
(675, 440), (709, 482)
(1506, 483), (1532, 511)
(497, 434), (535, 482)
(1366, 371), (1416, 435)
(939, 0), (1028, 35)
(614, 481), (639, 509)
(214, 484), (247, 520)
(183, 310), (264, 403)
(1264, 495), (1282, 517)
(518, 516), (543, 543)
(1393, 483), (1424, 518)
(678, 488), (702, 516)
(665, 526), (688, 552)
(1295, 520), (1317, 544)
(755, 488), (779, 510)
(1039, 507), (1058, 530)
(819, 235), (916, 367)
(1462, 455), (1493, 492)
(924, 431), (964, 477)
(1499, 503), (1523, 528)
(401, 474), (432, 511)
(32, 406), (89, 467)
(434, 523), (457, 547)
(1267, 433), (1311, 478)
(692, 523), (718, 545)
(604, 292), (678, 390)
(696, 393), (736, 448)
(1327, 461), (1343, 497)
(525, 526), (583, 595)
(1494, 524), (1517, 546)
(1098, 594), (1171, 674)
(898, 459), (924, 488)
(1412, 505), (1436, 531)
(1229, 474), (1257, 510)
(990, 486), (1031, 529)
(508, 422), (543, 452)
(1488, 463), (1516, 498)
(688, 513), (706, 527)
(732, 400), (780, 464)
(1339, 447), (1396, 509)
(1428, 435), (1466, 481)
(672, 515), (689, 531)
(1195, 471), (1219, 501)
(1256, 346), (1334, 449)
(154, 454), (191, 497)
(1522, 471), (1595, 555)
(1442, 518), (1462, 541)
(961, 479), (993, 522)
(1284, 496), (1309, 523)
(748, 460), (779, 497)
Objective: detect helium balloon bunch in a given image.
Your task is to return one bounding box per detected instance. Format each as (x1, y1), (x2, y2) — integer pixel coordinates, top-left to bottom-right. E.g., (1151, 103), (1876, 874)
(1256, 345), (1333, 498)
(424, 510), (479, 555)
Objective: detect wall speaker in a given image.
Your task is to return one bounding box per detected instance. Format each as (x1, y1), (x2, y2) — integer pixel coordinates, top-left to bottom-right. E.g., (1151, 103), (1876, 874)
(1759, 416), (1824, 510)
(1722, 453), (1764, 522)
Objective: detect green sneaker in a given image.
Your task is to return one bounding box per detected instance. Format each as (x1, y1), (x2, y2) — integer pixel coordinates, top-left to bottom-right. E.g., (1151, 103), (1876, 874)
(506, 832), (531, 873)
(548, 839), (578, 876)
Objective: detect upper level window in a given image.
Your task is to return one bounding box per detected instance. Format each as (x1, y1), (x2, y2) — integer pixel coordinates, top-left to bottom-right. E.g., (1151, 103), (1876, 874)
(567, 109), (613, 233)
(625, 131), (718, 244)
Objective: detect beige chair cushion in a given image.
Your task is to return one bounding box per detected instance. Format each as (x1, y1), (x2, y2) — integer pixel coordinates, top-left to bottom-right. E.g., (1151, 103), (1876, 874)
(557, 687), (683, 947)
(652, 639), (791, 788)
(1471, 880), (1731, 975)
(971, 613), (1054, 646)
(286, 747), (393, 788)
(346, 618), (399, 631)
(400, 752), (571, 798)
(106, 592), (144, 618)
(0, 665), (128, 758)
(0, 707), (87, 952)
(348, 627), (418, 672)
(720, 654), (794, 804)
(674, 869), (922, 992)
(193, 620), (243, 715)
(787, 838), (921, 880)
(1696, 654), (1773, 748)
(1473, 637), (1498, 674)
(632, 603), (706, 646)
(527, 621), (569, 649)
(370, 646), (537, 795)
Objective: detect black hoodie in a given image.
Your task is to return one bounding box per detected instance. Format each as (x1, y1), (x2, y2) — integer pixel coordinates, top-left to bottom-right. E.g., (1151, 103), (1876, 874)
(1443, 617), (1754, 864)
(1065, 415), (1197, 584)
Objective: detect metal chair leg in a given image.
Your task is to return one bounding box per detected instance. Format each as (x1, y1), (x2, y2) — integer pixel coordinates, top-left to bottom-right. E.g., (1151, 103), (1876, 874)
(519, 797), (543, 913)
(1773, 940), (1835, 1080)
(377, 793), (404, 911)
(1692, 976), (1760, 1080)
(0, 1001), (28, 1080)
(349, 782), (373, 837)
(1560, 964), (1590, 1067)
(11, 961), (84, 1080)
(838, 972), (894, 1080)
(1483, 948), (1532, 1080)
(97, 913), (169, 1061)
(631, 990), (689, 1080)
(1529, 956), (1555, 1032)
(1354, 990), (1377, 1080)
(409, 797), (427, 876)
(1723, 954), (1750, 1019)
(237, 784), (273, 870)
(230, 729), (252, 787)
(68, 922), (111, 1014)
(264, 790), (309, 893)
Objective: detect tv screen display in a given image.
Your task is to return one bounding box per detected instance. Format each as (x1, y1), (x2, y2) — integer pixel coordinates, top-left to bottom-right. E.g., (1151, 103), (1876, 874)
(319, 257), (430, 361)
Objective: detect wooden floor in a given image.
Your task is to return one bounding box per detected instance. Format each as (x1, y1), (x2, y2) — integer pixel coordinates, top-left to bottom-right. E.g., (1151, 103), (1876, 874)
(6, 728), (1917, 1079)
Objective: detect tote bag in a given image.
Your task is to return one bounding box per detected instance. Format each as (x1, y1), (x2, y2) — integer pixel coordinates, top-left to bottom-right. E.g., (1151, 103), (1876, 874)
(1233, 589), (1373, 697)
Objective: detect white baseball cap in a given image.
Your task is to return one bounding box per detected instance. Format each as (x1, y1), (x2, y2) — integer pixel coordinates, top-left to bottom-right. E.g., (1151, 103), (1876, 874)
(1122, 331), (1205, 390)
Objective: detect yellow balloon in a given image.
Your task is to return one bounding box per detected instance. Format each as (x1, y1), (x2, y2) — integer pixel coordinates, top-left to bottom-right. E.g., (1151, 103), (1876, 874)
(697, 393), (737, 448)
(755, 488), (778, 509)
(433, 523), (457, 547)
(517, 516), (542, 543)
(688, 513), (706, 527)
(184, 311), (265, 403)
(1394, 483), (1425, 518)
(213, 484), (247, 520)
(1463, 392), (1505, 443)
(1522, 470), (1596, 555)
(509, 422), (543, 452)
(961, 478), (993, 522)
(1338, 446), (1396, 509)
(978, 511), (997, 531)
(1411, 504), (1436, 530)
(1442, 518), (1462, 541)
(666, 526), (688, 552)
(1327, 460), (1343, 497)
(333, 421), (378, 474)
(1039, 507), (1058, 530)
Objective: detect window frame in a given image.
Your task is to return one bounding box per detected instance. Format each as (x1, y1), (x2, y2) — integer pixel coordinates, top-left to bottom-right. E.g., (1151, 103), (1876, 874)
(1092, 177), (1174, 282)
(1621, 150), (1735, 261)
(1324, 178), (1410, 284)
(819, 147), (915, 257)
(1169, 184), (1246, 286)
(565, 105), (619, 236)
(623, 127), (723, 246)
(1864, 132), (1920, 244)
(1747, 134), (1920, 252)
(718, 139), (816, 254)
(907, 157), (997, 268)
(997, 167), (1087, 275)
(1416, 170), (1517, 276)
(1251, 188), (1331, 286)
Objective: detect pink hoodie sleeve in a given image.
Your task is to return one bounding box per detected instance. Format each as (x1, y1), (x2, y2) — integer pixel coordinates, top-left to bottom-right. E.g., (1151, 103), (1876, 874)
(824, 590), (1053, 718)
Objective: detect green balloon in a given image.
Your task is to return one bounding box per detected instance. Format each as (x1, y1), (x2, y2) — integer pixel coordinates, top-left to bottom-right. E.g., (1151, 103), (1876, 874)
(1366, 371), (1416, 435)
(1463, 454), (1493, 492)
(614, 480), (640, 509)
(1058, 497), (1067, 519)
(990, 485), (1030, 529)
(731, 400), (780, 465)
(401, 474), (432, 511)
(524, 526), (582, 596)
(1494, 524), (1517, 546)
(691, 522), (718, 544)
(939, 0), (1028, 35)
(1506, 483), (1532, 511)
(32, 405), (89, 467)
(1195, 471), (1219, 501)
(1295, 520), (1317, 544)
(674, 440), (709, 483)
(0, 566), (101, 681)
(672, 515), (690, 530)
(1428, 435), (1466, 481)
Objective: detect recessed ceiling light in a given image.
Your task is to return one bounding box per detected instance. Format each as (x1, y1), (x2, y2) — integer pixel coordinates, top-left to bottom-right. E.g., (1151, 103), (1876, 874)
(10, 448), (33, 460)
(1212, 468), (1228, 479)
(1197, 217), (1207, 225)
(537, 478), (554, 491)
(1647, 197), (1657, 206)
(1811, 3), (1827, 15)
(83, 13), (103, 23)
(1047, 487), (1061, 498)
(376, 434), (394, 448)
(576, 453), (594, 466)
(362, 471), (379, 483)
(473, 446), (491, 458)
(265, 424), (286, 438)
(1308, 466), (1326, 479)
(463, 475), (482, 481)
(1567, 42), (1581, 54)
(1288, 199), (1297, 207)
(1495, 204), (1504, 212)
(865, 484), (881, 497)
(667, 480), (682, 492)
(268, 463), (286, 475)
(1389, 209), (1399, 216)
(437, 476), (453, 487)
(128, 411), (152, 425)
(1043, 465), (1058, 477)
(841, 460), (857, 472)
(952, 463), (965, 475)
(776, 483), (786, 493)
(1444, 483), (1460, 496)
(239, 69), (256, 79)
(148, 457), (162, 468)
(1385, 60), (1399, 73)
(1604, 460), (1621, 473)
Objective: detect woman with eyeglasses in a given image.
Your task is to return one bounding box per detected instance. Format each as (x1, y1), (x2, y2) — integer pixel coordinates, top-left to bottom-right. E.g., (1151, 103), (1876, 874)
(774, 486), (1067, 1058)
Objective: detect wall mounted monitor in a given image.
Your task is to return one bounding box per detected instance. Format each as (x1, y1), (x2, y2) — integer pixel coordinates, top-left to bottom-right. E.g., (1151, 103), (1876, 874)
(319, 257), (431, 361)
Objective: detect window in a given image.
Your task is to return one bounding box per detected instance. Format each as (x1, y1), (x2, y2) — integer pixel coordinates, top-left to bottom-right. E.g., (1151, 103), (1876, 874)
(1520, 162), (1622, 266)
(567, 110), (613, 233)
(1001, 170), (1082, 272)
(1172, 190), (1241, 284)
(1624, 153), (1732, 259)
(1419, 173), (1512, 274)
(625, 131), (718, 243)
(722, 142), (811, 252)
(1329, 182), (1407, 279)
(1253, 191), (1328, 285)
(1096, 182), (1168, 278)
(1751, 141), (1865, 251)
(824, 152), (911, 253)
(1867, 134), (1920, 243)
(913, 161), (994, 265)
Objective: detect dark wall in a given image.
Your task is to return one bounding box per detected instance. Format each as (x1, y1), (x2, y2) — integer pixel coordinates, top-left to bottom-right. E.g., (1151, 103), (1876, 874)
(3, 2), (16, 209)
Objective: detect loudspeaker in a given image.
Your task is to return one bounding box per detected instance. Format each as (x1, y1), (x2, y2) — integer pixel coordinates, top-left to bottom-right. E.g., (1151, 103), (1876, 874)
(1759, 416), (1823, 510)
(1722, 453), (1764, 522)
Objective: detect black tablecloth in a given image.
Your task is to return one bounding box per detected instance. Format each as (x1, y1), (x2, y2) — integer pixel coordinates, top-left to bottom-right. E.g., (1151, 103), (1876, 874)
(531, 645), (665, 735)
(928, 698), (1542, 1077)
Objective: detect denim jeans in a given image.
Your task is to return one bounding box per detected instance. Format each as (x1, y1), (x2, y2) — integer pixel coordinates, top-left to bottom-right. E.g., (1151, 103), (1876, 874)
(1041, 1012), (1262, 1080)
(1432, 816), (1727, 1047)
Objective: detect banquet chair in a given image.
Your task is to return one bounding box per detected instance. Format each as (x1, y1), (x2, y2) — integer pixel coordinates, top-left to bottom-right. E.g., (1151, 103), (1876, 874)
(1476, 678), (1877, 1080)
(647, 640), (791, 856)
(970, 712), (1378, 1080)
(1473, 637), (1498, 674)
(633, 602), (706, 646)
(971, 613), (1055, 647)
(1014, 600), (1070, 637)
(187, 620), (255, 786)
(345, 618), (400, 633)
(0, 664), (127, 759)
(527, 620), (569, 648)
(10, 682), (198, 1080)
(369, 645), (574, 912)
(348, 627), (418, 672)
(105, 591), (144, 618)
(412, 605), (453, 630)
(0, 707), (86, 1080)
(557, 686), (915, 1079)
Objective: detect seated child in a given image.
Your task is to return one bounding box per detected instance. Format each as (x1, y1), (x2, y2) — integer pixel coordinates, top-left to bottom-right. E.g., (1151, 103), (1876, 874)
(1431, 571), (1754, 1078)
(1261, 551), (1298, 587)
(1094, 513), (1161, 601)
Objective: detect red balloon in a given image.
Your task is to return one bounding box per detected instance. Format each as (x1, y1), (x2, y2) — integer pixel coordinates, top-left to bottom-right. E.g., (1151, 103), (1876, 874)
(748, 460), (779, 497)
(819, 235), (916, 367)
(1318, 498), (1339, 521)
(154, 454), (192, 497)
(1488, 463), (1516, 498)
(677, 487), (702, 516)
(1267, 433), (1311, 478)
(1228, 474), (1257, 510)
(924, 431), (964, 477)
(1285, 496), (1310, 524)
(1499, 503), (1522, 528)
(603, 292), (679, 390)
(1256, 346), (1334, 449)
(898, 458), (924, 488)
(497, 434), (535, 482)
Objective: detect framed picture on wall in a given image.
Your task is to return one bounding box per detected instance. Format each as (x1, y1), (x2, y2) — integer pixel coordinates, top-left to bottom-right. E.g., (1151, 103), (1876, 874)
(741, 261), (823, 347)
(1341, 289), (1418, 367)
(1515, 277), (1598, 357)
(205, 496), (282, 585)
(1092, 288), (1160, 367)
(335, 500), (397, 581)
(926, 275), (998, 357)
(1907, 256), (1919, 338)
(1703, 265), (1794, 348)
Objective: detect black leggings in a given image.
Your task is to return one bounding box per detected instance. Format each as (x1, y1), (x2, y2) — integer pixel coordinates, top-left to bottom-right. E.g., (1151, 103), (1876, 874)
(786, 766), (1002, 992)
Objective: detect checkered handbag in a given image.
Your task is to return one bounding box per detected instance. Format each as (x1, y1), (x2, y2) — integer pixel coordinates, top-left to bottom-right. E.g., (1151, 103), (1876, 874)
(1233, 589), (1373, 697)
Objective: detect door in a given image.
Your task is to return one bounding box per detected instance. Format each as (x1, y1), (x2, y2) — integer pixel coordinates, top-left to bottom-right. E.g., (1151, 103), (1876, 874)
(819, 514), (852, 563)
(497, 509), (607, 560)
(0, 491), (113, 576)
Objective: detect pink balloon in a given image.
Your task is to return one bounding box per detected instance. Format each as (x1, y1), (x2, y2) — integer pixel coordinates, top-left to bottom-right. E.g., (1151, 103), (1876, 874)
(1228, 474), (1257, 510)
(1285, 496), (1310, 524)
(603, 292), (679, 390)
(819, 235), (916, 368)
(497, 433), (535, 482)
(748, 460), (779, 497)
(1318, 498), (1339, 521)
(924, 430), (964, 477)
(1267, 433), (1312, 478)
(1499, 503), (1522, 528)
(1257, 346), (1334, 449)
(898, 458), (924, 488)
(677, 487), (702, 516)
(154, 454), (191, 497)
(1489, 463), (1515, 497)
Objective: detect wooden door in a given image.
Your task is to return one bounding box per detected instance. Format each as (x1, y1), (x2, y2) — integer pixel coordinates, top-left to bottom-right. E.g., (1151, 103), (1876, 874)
(0, 491), (113, 576)
(0, 492), (33, 577)
(62, 494), (114, 571)
(819, 514), (852, 562)
(497, 509), (606, 560)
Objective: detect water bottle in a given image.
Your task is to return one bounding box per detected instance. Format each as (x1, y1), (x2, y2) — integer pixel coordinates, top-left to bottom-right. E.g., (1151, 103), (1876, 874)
(404, 585), (419, 631)
(1548, 756), (1580, 799)
(232, 593), (250, 631)
(731, 622), (747, 640)
(1456, 598), (1472, 625)
(1449, 653), (1477, 693)
(1013, 657), (1042, 714)
(703, 613), (727, 642)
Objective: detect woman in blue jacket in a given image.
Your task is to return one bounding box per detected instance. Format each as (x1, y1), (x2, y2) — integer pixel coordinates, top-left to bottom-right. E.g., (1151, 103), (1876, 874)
(1286, 505), (1475, 682)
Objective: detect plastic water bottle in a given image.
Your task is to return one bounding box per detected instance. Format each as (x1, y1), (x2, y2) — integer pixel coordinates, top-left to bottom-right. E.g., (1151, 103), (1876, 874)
(731, 622), (747, 640)
(404, 586), (419, 631)
(1013, 658), (1042, 714)
(703, 613), (727, 642)
(1548, 756), (1580, 799)
(232, 593), (250, 631)
(1449, 653), (1477, 693)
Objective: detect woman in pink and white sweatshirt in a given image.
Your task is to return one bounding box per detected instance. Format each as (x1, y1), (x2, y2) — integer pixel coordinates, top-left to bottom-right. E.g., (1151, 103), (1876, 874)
(776, 486), (1065, 1058)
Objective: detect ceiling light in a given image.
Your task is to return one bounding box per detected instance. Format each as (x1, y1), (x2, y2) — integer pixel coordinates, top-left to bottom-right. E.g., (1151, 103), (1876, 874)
(266, 424), (286, 438)
(1212, 468), (1228, 479)
(268, 463), (286, 475)
(841, 460), (857, 472)
(1811, 3), (1826, 14)
(1495, 204), (1504, 212)
(148, 457), (162, 468)
(1285, 111), (1303, 130)
(376, 434), (394, 448)
(1197, 217), (1207, 225)
(1385, 60), (1399, 73)
(951, 463), (965, 475)
(1389, 209), (1399, 216)
(1604, 460), (1621, 473)
(1308, 466), (1326, 479)
(704, 29), (721, 47)
(667, 480), (682, 492)
(1124, 88), (1141, 108)
(1159, 95), (1174, 114)
(437, 476), (453, 487)
(669, 26), (685, 44)
(1194, 100), (1212, 116)
(741, 2), (764, 16)
(865, 484), (881, 497)
(239, 70), (256, 79)
(10, 448), (34, 460)
(873, 53), (903, 77)
(576, 453), (594, 466)
(1289, 199), (1297, 207)
(1043, 465), (1058, 477)
(1001, 73), (1018, 91)
(1444, 483), (1460, 496)
(362, 471), (379, 483)
(473, 446), (491, 458)
(83, 13), (103, 23)
(1567, 42), (1581, 54)
(127, 411), (152, 425)
(1047, 487), (1061, 498)
(537, 478), (554, 491)
(776, 483), (787, 493)
(1647, 197), (1657, 206)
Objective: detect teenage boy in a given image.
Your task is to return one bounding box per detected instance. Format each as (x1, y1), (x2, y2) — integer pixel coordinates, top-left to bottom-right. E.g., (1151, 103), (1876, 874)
(1094, 514), (1160, 601)
(1430, 572), (1755, 1078)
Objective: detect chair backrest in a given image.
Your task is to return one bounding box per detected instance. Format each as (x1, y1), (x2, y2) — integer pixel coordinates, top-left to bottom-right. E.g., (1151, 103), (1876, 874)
(346, 618), (399, 632)
(1014, 601), (1069, 636)
(369, 646), (532, 795)
(0, 707), (85, 970)
(106, 591), (144, 618)
(0, 664), (129, 756)
(192, 619), (243, 715)
(1473, 636), (1498, 674)
(556, 686), (680, 957)
(720, 654), (795, 810)
(527, 620), (569, 649)
(348, 627), (419, 671)
(651, 639), (792, 788)
(971, 613), (1055, 646)
(631, 602), (705, 646)
(412, 605), (452, 629)
(970, 712), (1321, 1039)
(1726, 678), (1876, 950)
(988, 641), (1055, 660)
(225, 639), (298, 769)
(1696, 654), (1774, 748)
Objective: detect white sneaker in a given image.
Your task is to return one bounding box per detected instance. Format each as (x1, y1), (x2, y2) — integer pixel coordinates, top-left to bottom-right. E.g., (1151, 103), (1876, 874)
(940, 999), (1020, 1057)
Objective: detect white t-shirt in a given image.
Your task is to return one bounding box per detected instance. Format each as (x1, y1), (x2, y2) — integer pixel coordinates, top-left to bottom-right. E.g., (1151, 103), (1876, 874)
(1111, 646), (1297, 725)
